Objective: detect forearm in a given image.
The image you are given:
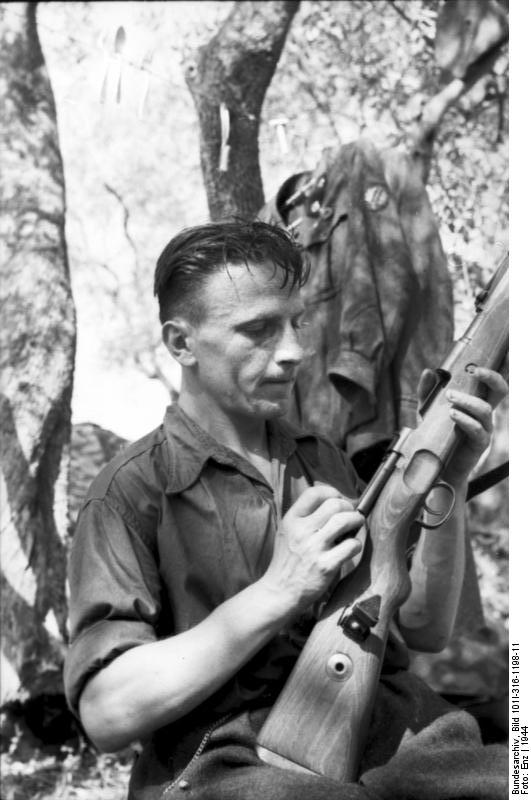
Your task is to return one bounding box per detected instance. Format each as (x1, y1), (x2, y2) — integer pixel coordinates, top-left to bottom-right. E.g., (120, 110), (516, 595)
(398, 479), (467, 652)
(80, 577), (295, 752)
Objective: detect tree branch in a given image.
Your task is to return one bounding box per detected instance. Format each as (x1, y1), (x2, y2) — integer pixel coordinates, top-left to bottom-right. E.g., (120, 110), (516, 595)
(411, 32), (507, 183)
(293, 52), (342, 145)
(385, 0), (435, 48)
(103, 182), (142, 280)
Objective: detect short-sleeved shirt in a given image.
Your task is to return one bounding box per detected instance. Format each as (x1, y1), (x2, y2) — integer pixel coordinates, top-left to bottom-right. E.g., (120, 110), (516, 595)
(64, 403), (364, 719)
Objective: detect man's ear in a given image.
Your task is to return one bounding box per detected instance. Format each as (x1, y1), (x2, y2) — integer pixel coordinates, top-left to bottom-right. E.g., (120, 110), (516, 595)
(162, 319), (197, 367)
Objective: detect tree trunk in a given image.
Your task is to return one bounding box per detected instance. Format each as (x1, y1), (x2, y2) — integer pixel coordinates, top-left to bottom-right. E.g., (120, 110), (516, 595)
(0, 3), (76, 702)
(185, 0), (300, 220)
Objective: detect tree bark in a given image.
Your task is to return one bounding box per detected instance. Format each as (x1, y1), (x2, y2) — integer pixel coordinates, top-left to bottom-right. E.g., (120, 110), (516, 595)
(185, 0), (300, 220)
(0, 3), (76, 701)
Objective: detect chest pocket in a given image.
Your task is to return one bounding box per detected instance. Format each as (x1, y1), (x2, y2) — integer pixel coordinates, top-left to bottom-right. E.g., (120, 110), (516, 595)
(230, 489), (276, 591)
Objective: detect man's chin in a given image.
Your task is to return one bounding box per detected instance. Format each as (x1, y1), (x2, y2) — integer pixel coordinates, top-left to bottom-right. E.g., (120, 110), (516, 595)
(249, 397), (290, 419)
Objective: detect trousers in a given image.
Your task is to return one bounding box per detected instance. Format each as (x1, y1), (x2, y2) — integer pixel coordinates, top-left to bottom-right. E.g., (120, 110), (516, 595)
(128, 671), (508, 800)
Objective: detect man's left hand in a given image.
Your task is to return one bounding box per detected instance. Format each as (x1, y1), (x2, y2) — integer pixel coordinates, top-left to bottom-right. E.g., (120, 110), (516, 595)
(417, 366), (508, 485)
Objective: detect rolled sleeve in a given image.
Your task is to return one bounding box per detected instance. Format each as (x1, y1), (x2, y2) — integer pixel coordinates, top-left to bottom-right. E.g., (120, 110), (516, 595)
(64, 618), (156, 718)
(64, 497), (161, 716)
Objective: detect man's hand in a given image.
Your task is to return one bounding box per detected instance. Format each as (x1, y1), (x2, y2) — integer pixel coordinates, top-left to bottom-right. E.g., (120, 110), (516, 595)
(261, 484), (364, 614)
(418, 365), (508, 485)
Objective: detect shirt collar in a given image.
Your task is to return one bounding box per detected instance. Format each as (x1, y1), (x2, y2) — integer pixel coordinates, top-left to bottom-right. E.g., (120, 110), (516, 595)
(162, 403), (312, 495)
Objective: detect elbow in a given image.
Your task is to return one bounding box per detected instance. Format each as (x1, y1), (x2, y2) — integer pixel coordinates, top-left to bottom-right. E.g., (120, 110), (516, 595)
(83, 724), (134, 754)
(399, 606), (455, 653)
(399, 620), (452, 653)
(399, 621), (452, 654)
(426, 630), (452, 653)
(406, 633), (450, 654)
(79, 677), (137, 753)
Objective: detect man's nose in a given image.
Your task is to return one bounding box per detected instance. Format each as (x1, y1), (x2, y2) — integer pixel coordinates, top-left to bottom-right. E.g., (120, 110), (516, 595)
(274, 323), (304, 365)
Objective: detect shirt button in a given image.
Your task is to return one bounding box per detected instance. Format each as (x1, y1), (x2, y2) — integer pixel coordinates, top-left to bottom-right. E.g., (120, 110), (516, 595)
(178, 779), (190, 790)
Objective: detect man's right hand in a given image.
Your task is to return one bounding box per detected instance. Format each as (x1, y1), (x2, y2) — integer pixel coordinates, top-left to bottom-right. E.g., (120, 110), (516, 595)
(261, 484), (364, 614)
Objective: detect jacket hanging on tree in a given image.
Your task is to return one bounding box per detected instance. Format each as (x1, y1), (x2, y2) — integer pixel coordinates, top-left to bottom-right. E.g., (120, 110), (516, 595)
(259, 139), (454, 470)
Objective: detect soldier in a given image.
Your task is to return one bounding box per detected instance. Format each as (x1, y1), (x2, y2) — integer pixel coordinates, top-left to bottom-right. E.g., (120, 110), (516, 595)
(65, 219), (508, 800)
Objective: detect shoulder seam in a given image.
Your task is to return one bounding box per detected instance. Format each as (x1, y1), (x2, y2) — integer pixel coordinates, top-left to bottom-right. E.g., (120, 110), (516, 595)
(78, 495), (157, 552)
(92, 430), (167, 497)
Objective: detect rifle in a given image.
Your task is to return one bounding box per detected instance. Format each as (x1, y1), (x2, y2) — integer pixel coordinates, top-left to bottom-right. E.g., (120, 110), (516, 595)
(256, 254), (508, 782)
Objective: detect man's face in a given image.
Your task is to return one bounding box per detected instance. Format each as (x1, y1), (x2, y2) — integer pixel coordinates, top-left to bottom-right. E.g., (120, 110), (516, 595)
(185, 261), (306, 421)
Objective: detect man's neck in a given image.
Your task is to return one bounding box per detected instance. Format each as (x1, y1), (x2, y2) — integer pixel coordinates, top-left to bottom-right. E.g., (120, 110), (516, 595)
(178, 385), (269, 461)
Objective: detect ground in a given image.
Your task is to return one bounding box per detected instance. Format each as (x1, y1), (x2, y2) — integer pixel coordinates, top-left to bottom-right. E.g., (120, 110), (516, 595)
(1, 745), (132, 800)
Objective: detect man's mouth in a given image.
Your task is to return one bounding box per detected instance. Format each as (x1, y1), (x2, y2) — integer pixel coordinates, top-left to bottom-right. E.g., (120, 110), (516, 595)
(263, 376), (295, 385)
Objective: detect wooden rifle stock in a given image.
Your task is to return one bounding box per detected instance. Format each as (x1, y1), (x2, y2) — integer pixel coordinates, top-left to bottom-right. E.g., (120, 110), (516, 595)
(256, 255), (508, 782)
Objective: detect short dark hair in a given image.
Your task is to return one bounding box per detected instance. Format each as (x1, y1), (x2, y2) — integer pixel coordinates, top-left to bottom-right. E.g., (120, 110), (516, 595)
(153, 218), (309, 324)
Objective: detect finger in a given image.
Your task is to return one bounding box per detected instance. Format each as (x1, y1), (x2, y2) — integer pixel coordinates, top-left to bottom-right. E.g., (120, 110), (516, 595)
(316, 511), (365, 548)
(417, 368), (438, 406)
(446, 390), (493, 433)
(289, 484), (344, 517)
(314, 480), (357, 505)
(472, 366), (508, 409)
(310, 496), (356, 530)
(448, 407), (491, 447)
(322, 536), (363, 572)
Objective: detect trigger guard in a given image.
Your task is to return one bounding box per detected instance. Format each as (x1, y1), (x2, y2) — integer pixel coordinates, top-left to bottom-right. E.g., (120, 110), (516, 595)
(417, 480), (456, 530)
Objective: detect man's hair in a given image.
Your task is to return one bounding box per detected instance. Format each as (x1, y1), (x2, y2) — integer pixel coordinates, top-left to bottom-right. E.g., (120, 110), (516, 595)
(153, 218), (309, 324)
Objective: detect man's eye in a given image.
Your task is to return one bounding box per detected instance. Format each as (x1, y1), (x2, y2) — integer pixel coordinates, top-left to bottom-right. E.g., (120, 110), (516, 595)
(242, 321), (273, 337)
(293, 318), (310, 331)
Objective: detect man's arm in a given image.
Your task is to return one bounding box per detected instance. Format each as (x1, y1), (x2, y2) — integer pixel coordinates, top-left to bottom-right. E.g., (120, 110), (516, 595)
(80, 577), (300, 751)
(398, 482), (467, 652)
(79, 484), (364, 752)
(398, 366), (507, 651)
